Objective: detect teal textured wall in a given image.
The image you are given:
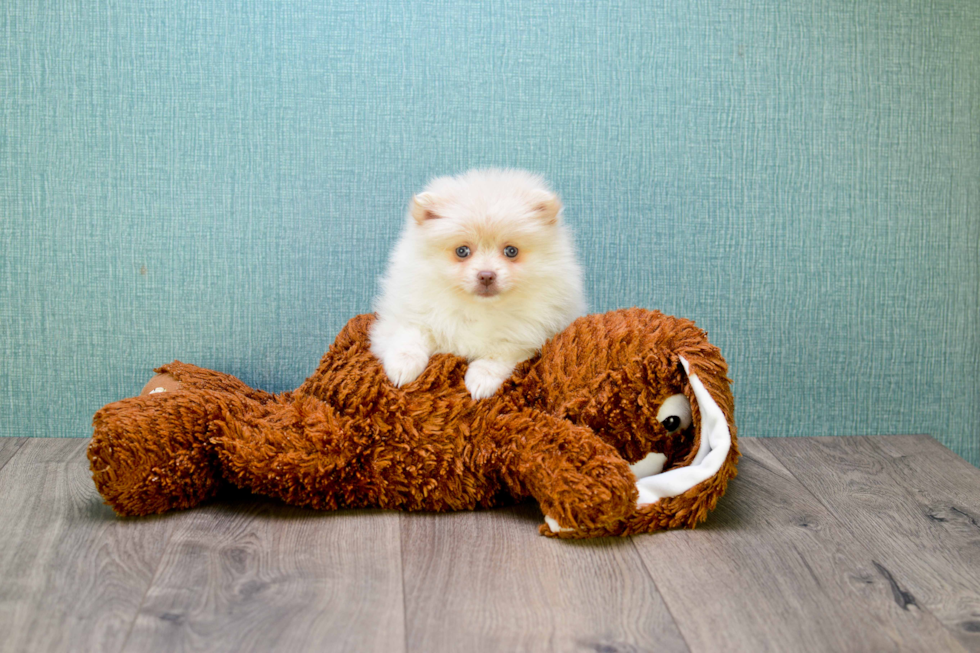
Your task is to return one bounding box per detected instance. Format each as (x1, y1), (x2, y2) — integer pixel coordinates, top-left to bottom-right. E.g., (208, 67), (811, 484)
(2, 1), (978, 465)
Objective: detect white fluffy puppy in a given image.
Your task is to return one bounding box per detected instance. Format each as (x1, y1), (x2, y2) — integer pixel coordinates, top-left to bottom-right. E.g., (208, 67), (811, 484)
(370, 168), (586, 400)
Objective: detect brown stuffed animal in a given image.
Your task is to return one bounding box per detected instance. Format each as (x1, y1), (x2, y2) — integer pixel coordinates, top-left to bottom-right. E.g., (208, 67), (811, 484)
(89, 309), (738, 538)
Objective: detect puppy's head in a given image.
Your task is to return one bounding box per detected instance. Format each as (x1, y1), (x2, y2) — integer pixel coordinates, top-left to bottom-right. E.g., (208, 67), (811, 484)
(408, 169), (567, 301)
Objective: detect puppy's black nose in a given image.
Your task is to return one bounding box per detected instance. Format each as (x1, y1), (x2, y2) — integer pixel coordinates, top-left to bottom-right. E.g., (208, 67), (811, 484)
(477, 271), (497, 286)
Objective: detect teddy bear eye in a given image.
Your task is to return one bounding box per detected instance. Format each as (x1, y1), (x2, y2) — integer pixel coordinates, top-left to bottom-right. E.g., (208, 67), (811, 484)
(455, 246), (470, 259)
(657, 394), (692, 433)
(503, 245), (518, 258)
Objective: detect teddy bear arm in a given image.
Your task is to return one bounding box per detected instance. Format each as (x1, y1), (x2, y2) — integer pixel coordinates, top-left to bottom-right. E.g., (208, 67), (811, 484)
(500, 411), (638, 532)
(206, 392), (389, 511)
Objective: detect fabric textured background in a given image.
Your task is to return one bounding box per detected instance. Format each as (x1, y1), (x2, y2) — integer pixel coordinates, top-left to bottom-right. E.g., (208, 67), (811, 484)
(2, 0), (978, 465)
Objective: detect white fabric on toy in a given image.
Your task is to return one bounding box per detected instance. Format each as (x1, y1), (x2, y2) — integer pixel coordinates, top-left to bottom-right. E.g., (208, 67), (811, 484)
(634, 356), (732, 506)
(628, 452), (667, 478)
(546, 355), (733, 532)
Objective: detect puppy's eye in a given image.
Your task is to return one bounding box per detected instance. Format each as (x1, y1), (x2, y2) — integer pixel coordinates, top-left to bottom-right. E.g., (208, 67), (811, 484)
(656, 394), (692, 434)
(455, 246), (470, 259)
(503, 245), (518, 258)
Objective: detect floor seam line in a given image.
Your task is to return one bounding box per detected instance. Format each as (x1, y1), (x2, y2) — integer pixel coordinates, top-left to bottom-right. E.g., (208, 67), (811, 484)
(116, 519), (179, 653)
(399, 512), (410, 653)
(0, 437), (30, 474)
(627, 535), (694, 653)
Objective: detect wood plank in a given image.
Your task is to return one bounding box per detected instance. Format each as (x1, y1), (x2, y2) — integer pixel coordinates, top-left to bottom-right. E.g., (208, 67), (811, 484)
(764, 435), (980, 649)
(1, 436), (86, 463)
(0, 438), (177, 653)
(868, 434), (965, 460)
(631, 438), (966, 653)
(401, 504), (687, 653)
(0, 437), (27, 471)
(866, 435), (980, 505)
(123, 501), (405, 653)
(3, 435), (975, 652)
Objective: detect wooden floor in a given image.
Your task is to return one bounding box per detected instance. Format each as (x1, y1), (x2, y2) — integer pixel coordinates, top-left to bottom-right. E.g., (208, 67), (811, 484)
(1, 436), (978, 652)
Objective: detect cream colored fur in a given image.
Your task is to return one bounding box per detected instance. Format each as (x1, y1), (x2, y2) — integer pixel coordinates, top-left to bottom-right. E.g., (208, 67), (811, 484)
(370, 168), (586, 399)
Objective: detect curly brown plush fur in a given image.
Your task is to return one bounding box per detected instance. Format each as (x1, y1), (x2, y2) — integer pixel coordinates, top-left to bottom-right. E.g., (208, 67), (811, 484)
(89, 309), (738, 538)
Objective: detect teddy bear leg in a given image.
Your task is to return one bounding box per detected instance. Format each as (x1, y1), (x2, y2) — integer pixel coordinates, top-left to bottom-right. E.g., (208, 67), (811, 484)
(500, 411), (638, 533)
(141, 373), (181, 396)
(89, 391), (225, 516)
(144, 361), (276, 403)
(208, 394), (364, 511)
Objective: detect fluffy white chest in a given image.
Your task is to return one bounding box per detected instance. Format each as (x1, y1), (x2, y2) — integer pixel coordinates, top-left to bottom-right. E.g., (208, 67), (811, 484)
(422, 301), (537, 360)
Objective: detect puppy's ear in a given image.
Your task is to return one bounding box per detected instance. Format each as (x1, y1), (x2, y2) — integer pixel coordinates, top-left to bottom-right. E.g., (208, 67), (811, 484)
(530, 191), (562, 225)
(411, 192), (442, 224)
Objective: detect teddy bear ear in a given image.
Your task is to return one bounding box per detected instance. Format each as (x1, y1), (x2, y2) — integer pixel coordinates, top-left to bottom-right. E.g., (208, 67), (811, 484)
(529, 190), (562, 225)
(410, 192), (443, 224)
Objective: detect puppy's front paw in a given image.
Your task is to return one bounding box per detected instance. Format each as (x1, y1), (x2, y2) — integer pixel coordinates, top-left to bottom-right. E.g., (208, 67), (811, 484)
(382, 346), (430, 387)
(464, 359), (514, 400)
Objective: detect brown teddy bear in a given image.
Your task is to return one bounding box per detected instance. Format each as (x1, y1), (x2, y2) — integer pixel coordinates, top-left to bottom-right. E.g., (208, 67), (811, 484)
(88, 309), (738, 538)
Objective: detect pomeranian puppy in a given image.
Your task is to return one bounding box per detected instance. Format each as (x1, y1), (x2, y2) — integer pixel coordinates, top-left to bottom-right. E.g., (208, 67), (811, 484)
(370, 168), (586, 400)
